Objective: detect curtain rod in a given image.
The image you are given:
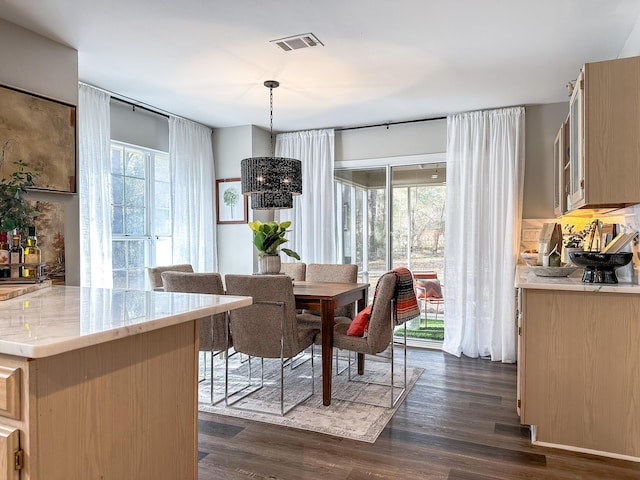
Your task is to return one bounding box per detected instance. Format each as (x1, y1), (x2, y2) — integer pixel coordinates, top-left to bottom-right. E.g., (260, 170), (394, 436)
(335, 116), (446, 132)
(79, 81), (172, 120)
(110, 96), (169, 119)
(80, 81), (447, 130)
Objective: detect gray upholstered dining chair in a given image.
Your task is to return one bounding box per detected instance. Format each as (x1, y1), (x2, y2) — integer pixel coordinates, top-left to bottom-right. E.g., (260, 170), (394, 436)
(147, 264), (194, 291)
(332, 271), (408, 408)
(298, 263), (358, 323)
(280, 262), (306, 317)
(280, 262), (306, 281)
(161, 271), (230, 405)
(296, 263), (359, 372)
(224, 274), (320, 416)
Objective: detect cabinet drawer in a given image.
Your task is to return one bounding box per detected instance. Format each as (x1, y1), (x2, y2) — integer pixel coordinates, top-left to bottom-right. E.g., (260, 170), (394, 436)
(0, 368), (20, 420)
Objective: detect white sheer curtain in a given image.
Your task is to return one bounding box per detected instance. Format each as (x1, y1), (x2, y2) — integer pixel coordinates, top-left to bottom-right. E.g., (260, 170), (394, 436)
(442, 107), (525, 363)
(79, 83), (113, 288)
(277, 129), (335, 264)
(169, 116), (217, 272)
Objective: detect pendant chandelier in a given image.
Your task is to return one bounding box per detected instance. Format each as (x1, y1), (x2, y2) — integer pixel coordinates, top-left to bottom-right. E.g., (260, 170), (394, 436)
(241, 80), (302, 210)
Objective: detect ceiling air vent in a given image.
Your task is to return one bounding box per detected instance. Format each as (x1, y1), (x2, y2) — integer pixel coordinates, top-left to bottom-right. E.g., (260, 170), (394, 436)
(270, 33), (324, 52)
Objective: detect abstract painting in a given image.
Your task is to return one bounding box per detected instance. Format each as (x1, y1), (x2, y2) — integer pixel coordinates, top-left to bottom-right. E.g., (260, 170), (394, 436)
(0, 84), (76, 193)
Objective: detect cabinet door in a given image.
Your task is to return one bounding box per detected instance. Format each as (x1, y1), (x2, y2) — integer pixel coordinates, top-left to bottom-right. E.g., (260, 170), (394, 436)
(0, 426), (19, 480)
(516, 288), (523, 416)
(561, 119), (571, 215)
(553, 127), (562, 216)
(568, 70), (585, 209)
(553, 119), (570, 216)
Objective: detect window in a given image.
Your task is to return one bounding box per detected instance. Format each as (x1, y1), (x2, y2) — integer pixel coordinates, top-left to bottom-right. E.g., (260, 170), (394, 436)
(111, 141), (172, 289)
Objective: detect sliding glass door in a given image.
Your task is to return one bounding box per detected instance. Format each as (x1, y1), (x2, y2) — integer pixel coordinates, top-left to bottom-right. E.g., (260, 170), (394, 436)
(335, 167), (388, 290)
(390, 164), (446, 277)
(335, 159), (446, 345)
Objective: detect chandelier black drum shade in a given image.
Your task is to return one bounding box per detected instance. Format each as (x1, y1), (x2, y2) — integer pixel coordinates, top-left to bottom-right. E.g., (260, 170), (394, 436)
(250, 191), (293, 210)
(241, 156), (302, 195)
(240, 80), (302, 210)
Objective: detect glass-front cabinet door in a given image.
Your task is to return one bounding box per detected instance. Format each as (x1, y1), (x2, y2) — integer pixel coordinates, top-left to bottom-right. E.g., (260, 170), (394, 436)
(554, 116), (570, 216)
(553, 126), (563, 216)
(568, 70), (585, 210)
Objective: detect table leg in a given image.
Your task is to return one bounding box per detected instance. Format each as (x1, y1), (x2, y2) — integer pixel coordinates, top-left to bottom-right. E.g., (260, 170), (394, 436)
(321, 299), (334, 406)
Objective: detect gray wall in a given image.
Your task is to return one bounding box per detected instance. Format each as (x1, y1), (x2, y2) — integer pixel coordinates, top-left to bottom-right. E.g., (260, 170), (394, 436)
(213, 125), (272, 275)
(110, 101), (169, 152)
(336, 119), (447, 161)
(620, 14), (640, 58)
(523, 102), (569, 219)
(0, 18), (80, 285)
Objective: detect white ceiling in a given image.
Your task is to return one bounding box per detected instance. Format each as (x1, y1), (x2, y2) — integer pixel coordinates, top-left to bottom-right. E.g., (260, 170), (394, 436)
(1, 0), (639, 132)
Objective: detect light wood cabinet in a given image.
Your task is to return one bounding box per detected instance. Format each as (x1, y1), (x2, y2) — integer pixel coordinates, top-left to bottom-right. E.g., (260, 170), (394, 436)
(566, 55), (640, 211)
(0, 366), (22, 479)
(516, 288), (523, 416)
(519, 288), (640, 459)
(0, 321), (199, 479)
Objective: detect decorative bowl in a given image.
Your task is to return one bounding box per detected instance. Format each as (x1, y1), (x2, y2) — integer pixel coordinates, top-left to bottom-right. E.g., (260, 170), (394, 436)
(568, 251), (633, 284)
(528, 265), (578, 277)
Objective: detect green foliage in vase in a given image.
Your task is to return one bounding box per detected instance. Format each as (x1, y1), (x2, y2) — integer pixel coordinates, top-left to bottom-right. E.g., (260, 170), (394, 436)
(0, 160), (40, 232)
(563, 224), (589, 248)
(248, 220), (300, 260)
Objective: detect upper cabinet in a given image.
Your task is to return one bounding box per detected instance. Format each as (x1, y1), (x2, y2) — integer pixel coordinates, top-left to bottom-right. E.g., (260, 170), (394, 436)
(565, 56), (640, 212)
(553, 115), (570, 216)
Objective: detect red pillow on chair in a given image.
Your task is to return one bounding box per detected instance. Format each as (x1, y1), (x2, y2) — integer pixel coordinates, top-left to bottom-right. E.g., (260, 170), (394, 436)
(347, 304), (372, 336)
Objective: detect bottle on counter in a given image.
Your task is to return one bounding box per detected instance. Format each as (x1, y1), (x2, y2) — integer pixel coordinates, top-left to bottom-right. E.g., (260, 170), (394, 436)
(10, 234), (23, 278)
(23, 226), (41, 279)
(0, 232), (10, 278)
(540, 244), (549, 267)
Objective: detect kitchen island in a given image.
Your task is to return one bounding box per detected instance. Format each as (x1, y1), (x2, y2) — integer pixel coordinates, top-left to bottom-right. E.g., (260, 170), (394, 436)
(0, 286), (252, 480)
(516, 267), (640, 461)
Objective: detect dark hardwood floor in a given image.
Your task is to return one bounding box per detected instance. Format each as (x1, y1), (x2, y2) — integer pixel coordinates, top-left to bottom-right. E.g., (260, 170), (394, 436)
(197, 348), (640, 479)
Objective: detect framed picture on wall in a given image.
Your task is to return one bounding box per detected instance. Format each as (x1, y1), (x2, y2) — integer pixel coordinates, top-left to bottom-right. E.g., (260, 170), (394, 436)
(29, 200), (66, 284)
(0, 84), (77, 193)
(216, 178), (248, 224)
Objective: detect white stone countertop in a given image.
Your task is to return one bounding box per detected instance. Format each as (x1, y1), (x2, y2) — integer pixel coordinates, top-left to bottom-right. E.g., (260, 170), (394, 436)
(515, 265), (640, 293)
(0, 286), (252, 358)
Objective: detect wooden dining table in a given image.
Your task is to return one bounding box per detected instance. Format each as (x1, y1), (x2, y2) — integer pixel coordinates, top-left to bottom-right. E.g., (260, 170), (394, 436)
(293, 281), (369, 406)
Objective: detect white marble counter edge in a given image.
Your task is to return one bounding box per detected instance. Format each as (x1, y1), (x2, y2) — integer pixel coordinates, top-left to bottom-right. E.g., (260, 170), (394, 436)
(0, 294), (253, 359)
(515, 266), (640, 293)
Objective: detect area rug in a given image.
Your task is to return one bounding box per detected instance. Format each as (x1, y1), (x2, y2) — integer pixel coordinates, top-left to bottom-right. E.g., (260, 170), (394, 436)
(197, 353), (423, 443)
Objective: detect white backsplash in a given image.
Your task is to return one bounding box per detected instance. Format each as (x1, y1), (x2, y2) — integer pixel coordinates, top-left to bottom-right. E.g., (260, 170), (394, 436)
(521, 205), (640, 282)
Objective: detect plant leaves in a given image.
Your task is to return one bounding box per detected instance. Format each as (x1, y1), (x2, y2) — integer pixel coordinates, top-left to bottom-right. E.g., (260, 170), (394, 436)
(248, 219), (299, 259)
(281, 248), (300, 260)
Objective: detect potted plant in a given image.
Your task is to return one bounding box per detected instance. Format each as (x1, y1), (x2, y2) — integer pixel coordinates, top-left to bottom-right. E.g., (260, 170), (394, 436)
(248, 220), (300, 274)
(563, 224), (588, 265)
(0, 160), (39, 233)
